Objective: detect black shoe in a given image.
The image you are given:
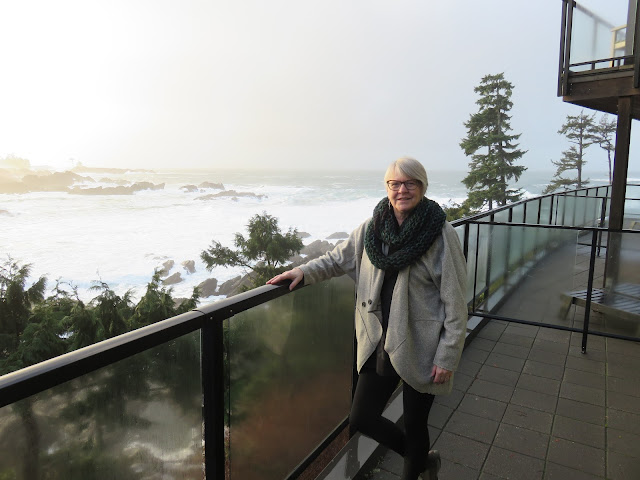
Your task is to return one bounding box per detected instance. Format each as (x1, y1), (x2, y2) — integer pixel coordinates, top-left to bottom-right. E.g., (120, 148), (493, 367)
(420, 450), (441, 480)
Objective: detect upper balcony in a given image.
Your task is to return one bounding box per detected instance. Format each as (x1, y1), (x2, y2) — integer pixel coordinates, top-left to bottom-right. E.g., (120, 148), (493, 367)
(559, 0), (640, 117)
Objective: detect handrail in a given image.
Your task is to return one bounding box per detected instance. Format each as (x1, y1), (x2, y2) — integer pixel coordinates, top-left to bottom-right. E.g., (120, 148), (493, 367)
(0, 282), (296, 408)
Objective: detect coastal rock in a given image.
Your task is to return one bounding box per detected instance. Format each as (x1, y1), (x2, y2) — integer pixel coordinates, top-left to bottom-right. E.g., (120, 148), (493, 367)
(180, 184), (199, 192)
(216, 276), (242, 296)
(162, 272), (183, 285)
(217, 274), (255, 296)
(132, 181), (164, 191)
(327, 231), (349, 240)
(300, 240), (334, 258)
(198, 278), (218, 297)
(68, 181), (165, 195)
(1, 170), (93, 193)
(195, 190), (266, 201)
(297, 231), (311, 239)
(182, 260), (196, 274)
(159, 260), (174, 276)
(198, 181), (225, 190)
(0, 209), (9, 216)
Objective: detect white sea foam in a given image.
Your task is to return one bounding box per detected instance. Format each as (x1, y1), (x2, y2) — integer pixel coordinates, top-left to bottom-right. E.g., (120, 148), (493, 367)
(1, 167), (630, 303)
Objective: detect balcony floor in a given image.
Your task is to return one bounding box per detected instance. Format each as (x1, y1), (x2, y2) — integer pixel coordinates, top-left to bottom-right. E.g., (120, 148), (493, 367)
(352, 323), (640, 480)
(328, 237), (640, 480)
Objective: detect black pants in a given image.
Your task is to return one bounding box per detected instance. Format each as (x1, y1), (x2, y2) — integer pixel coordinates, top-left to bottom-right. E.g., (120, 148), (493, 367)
(349, 367), (436, 480)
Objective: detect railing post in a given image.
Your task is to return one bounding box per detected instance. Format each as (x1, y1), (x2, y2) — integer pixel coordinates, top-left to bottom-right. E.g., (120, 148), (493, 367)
(558, 0), (570, 96)
(581, 230), (599, 354)
(485, 213), (495, 304)
(202, 319), (226, 479)
(633, 0), (640, 88)
(472, 223), (480, 312)
(463, 222), (470, 260)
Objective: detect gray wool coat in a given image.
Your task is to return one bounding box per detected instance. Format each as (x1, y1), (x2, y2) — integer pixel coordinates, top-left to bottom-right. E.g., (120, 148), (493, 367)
(299, 218), (468, 395)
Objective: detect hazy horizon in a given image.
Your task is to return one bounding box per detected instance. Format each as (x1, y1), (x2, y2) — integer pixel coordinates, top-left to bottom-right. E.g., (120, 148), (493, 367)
(1, 1), (638, 175)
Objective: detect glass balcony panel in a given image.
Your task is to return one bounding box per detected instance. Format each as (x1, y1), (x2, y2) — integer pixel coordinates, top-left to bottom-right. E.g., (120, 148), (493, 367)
(540, 197), (553, 226)
(561, 196), (578, 226)
(473, 224), (489, 304)
(525, 200), (540, 224)
(569, 1), (632, 68)
(226, 275), (354, 480)
(625, 184), (640, 228)
(511, 204), (524, 224)
(590, 231), (640, 338)
(507, 225), (524, 277)
(466, 224), (479, 303)
(485, 225), (587, 329)
(0, 332), (203, 480)
(493, 208), (510, 224)
(551, 196), (563, 225)
(489, 224), (509, 286)
(523, 223), (538, 258)
(586, 197), (604, 227)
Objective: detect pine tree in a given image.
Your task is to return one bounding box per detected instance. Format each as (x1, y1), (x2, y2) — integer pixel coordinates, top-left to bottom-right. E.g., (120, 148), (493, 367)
(201, 212), (303, 289)
(460, 73), (527, 210)
(544, 111), (598, 193)
(594, 114), (617, 184)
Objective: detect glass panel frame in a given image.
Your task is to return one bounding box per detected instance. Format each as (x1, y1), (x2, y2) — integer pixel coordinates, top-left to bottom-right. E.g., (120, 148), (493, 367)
(0, 331), (203, 480)
(225, 276), (354, 480)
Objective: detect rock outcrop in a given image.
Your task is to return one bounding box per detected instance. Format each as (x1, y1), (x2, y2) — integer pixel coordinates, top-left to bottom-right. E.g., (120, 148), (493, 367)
(326, 231), (349, 240)
(198, 181), (225, 190)
(68, 182), (165, 195)
(162, 272), (183, 285)
(195, 190), (266, 201)
(159, 260), (174, 276)
(197, 278), (218, 297)
(182, 260), (196, 274)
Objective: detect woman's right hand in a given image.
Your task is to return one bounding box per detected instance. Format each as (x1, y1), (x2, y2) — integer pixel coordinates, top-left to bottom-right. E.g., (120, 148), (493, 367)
(266, 267), (304, 291)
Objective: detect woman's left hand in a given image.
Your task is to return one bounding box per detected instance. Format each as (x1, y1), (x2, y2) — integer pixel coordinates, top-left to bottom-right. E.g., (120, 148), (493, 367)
(431, 365), (452, 384)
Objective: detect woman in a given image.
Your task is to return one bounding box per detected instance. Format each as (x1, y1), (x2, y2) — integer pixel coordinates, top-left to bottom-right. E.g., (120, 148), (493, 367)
(267, 157), (468, 480)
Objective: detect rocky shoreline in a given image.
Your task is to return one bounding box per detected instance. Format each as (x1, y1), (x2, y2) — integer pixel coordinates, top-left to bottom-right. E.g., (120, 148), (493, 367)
(0, 168), (265, 199)
(163, 237), (344, 302)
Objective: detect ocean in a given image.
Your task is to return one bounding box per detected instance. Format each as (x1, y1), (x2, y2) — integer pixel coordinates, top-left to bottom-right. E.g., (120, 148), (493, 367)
(0, 167), (633, 303)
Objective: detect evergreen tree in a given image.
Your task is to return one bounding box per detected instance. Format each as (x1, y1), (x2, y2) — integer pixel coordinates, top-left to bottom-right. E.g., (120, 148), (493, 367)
(460, 73), (527, 210)
(594, 114), (617, 184)
(442, 198), (477, 222)
(0, 258), (60, 480)
(544, 111), (598, 193)
(0, 258), (48, 368)
(201, 212), (303, 288)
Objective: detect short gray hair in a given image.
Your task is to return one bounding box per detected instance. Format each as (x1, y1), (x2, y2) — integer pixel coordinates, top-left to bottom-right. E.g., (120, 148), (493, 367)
(384, 157), (428, 196)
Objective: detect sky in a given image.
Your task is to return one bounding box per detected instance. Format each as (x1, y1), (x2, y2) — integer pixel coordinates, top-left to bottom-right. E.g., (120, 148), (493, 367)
(0, 0), (636, 173)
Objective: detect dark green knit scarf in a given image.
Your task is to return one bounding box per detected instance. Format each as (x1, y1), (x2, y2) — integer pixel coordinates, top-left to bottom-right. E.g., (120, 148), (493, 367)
(364, 196), (446, 270)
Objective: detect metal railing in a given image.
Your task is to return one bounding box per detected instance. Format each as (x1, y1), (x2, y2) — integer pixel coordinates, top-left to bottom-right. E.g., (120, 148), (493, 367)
(0, 279), (355, 480)
(455, 184), (640, 353)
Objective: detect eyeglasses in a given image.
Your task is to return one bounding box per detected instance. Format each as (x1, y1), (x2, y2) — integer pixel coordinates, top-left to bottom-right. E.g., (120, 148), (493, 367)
(386, 180), (420, 191)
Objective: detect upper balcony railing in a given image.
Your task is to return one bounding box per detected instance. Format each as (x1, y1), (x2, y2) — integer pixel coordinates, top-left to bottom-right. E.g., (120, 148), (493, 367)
(1, 184), (639, 480)
(558, 0), (640, 95)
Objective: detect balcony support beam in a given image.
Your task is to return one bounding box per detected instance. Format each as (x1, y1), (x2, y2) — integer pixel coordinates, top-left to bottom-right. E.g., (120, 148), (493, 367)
(605, 96), (633, 289)
(610, 96), (633, 231)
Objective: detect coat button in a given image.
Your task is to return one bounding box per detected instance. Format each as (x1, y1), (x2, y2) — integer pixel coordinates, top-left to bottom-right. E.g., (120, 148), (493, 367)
(362, 302), (366, 308)
(368, 299), (372, 305)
